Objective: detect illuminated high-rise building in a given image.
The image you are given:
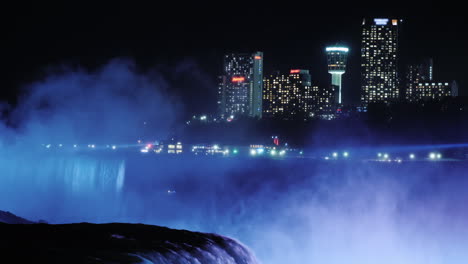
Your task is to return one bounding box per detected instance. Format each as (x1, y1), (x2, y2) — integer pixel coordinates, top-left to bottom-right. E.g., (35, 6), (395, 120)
(263, 70), (337, 120)
(411, 82), (458, 101)
(263, 69), (313, 120)
(218, 52), (263, 118)
(314, 84), (337, 118)
(361, 18), (401, 105)
(406, 65), (421, 102)
(420, 58), (434, 82)
(326, 46), (349, 104)
(406, 59), (458, 102)
(405, 58), (434, 101)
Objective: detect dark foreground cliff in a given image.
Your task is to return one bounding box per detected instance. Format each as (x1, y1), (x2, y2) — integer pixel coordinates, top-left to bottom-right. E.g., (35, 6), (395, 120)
(0, 215), (259, 264)
(0, 210), (35, 224)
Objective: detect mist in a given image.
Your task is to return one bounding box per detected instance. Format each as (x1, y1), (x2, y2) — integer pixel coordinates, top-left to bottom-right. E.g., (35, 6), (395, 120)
(3, 58), (177, 146)
(1, 59), (468, 264)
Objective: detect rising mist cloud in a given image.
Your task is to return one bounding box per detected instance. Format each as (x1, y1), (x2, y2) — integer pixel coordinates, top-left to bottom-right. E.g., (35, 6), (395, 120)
(4, 58), (179, 147)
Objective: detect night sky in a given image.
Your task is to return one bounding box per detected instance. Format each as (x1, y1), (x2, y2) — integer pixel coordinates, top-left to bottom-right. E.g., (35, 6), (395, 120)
(8, 1), (467, 115)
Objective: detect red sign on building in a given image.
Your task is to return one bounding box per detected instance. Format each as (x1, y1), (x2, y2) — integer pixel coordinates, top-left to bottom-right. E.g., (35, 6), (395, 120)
(232, 76), (246, 83)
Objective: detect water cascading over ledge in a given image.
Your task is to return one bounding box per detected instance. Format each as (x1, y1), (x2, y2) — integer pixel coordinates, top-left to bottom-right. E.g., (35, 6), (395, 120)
(0, 152), (126, 223)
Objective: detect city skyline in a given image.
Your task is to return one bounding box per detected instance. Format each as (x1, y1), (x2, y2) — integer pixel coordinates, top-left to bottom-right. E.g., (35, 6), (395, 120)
(7, 2), (467, 117)
(216, 15), (459, 120)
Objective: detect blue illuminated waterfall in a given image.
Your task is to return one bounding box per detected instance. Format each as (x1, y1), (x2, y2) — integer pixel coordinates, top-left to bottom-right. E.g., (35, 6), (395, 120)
(131, 235), (259, 264)
(0, 152), (126, 223)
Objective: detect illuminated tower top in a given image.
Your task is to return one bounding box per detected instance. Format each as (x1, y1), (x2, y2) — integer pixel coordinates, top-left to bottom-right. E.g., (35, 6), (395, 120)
(326, 46), (349, 74)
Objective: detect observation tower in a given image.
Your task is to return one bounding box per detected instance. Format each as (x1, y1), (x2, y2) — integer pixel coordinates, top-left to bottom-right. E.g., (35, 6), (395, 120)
(326, 46), (349, 104)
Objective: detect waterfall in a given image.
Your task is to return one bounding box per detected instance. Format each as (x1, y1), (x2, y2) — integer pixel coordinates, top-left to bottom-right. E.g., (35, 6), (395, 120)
(0, 152), (126, 223)
(131, 235), (260, 264)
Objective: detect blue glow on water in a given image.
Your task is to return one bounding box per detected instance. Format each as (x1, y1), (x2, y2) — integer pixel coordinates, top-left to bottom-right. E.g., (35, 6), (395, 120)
(2, 152), (468, 264)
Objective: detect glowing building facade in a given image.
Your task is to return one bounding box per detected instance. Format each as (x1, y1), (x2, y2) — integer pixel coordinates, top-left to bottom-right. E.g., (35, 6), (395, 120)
(411, 82), (458, 101)
(361, 18), (401, 105)
(218, 52), (263, 118)
(263, 69), (313, 120)
(405, 58), (434, 101)
(406, 59), (458, 102)
(326, 46), (348, 104)
(314, 84), (337, 118)
(263, 70), (336, 120)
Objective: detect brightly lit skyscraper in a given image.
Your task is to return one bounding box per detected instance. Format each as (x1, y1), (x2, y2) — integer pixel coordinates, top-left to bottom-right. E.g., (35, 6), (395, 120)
(326, 46), (349, 105)
(361, 18), (401, 105)
(263, 69), (313, 120)
(218, 52), (263, 119)
(405, 58), (433, 101)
